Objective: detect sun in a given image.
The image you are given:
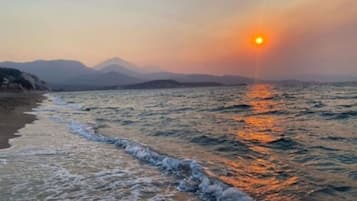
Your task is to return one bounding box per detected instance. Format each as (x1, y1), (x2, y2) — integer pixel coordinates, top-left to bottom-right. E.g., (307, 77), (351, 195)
(255, 36), (265, 46)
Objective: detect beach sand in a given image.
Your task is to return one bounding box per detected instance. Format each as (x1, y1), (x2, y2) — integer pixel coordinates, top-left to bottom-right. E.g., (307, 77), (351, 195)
(0, 92), (44, 149)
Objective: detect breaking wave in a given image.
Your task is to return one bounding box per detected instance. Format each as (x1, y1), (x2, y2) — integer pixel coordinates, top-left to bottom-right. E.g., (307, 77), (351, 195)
(49, 95), (254, 201)
(67, 121), (253, 201)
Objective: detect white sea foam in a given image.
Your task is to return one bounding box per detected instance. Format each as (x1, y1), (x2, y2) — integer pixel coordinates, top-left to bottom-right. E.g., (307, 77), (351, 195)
(1, 103), (196, 201)
(67, 121), (253, 201)
(48, 94), (254, 201)
(0, 158), (7, 165)
(16, 148), (65, 157)
(47, 94), (83, 110)
(50, 95), (67, 106)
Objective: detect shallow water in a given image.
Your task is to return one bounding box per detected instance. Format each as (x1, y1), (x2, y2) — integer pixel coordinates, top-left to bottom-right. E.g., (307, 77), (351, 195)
(0, 114), (199, 201)
(1, 83), (356, 200)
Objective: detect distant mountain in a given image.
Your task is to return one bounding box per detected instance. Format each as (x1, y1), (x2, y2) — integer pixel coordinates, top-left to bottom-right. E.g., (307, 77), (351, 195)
(0, 58), (254, 91)
(99, 64), (142, 78)
(0, 60), (143, 90)
(64, 71), (142, 87)
(296, 74), (357, 82)
(95, 58), (253, 85)
(94, 57), (138, 71)
(93, 57), (146, 77)
(121, 80), (223, 89)
(145, 72), (253, 85)
(0, 60), (95, 84)
(0, 67), (48, 91)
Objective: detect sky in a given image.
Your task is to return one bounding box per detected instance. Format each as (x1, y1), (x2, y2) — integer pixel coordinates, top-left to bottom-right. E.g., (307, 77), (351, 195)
(1, 0), (356, 79)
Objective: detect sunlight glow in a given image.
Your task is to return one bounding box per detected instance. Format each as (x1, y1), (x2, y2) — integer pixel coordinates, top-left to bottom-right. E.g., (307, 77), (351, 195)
(255, 36), (265, 45)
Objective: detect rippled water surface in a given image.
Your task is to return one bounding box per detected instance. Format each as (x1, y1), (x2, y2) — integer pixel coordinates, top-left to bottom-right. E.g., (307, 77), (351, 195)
(1, 84), (356, 200)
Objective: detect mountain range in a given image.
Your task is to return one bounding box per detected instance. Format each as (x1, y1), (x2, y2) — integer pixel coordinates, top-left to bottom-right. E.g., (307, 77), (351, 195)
(121, 80), (224, 90)
(1, 57), (355, 91)
(0, 58), (252, 90)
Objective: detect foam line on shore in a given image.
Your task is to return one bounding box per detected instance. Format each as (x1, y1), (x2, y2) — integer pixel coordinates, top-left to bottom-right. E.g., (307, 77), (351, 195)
(43, 94), (254, 201)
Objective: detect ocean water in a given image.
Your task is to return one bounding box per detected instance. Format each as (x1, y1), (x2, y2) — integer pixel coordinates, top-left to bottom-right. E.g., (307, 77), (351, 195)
(1, 83), (356, 201)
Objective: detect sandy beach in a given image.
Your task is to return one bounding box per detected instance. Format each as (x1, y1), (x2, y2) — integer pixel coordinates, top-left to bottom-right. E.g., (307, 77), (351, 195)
(0, 92), (44, 149)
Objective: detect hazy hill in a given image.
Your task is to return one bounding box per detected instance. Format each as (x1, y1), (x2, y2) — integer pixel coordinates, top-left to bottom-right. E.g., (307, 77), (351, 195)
(295, 74), (357, 82)
(94, 58), (254, 85)
(121, 79), (223, 89)
(146, 72), (253, 85)
(93, 57), (148, 77)
(94, 57), (138, 71)
(0, 60), (95, 84)
(0, 60), (143, 90)
(0, 58), (254, 91)
(0, 67), (48, 91)
(98, 64), (142, 78)
(64, 71), (142, 87)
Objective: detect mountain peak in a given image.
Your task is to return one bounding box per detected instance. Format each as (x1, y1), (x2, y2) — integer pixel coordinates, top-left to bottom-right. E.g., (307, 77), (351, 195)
(105, 57), (128, 63)
(94, 57), (136, 70)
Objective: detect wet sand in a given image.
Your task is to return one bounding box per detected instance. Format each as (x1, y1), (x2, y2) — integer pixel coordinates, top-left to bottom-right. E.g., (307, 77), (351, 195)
(0, 92), (44, 149)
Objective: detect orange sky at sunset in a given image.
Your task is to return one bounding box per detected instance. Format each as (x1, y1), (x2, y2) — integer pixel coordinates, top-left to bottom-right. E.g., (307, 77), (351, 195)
(1, 0), (356, 79)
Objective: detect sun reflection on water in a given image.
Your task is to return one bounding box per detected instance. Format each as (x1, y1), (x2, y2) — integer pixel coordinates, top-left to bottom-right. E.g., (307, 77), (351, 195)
(219, 84), (300, 201)
(237, 84), (282, 145)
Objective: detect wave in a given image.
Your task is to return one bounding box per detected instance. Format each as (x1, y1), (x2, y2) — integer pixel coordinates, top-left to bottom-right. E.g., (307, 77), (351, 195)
(253, 110), (289, 116)
(152, 128), (202, 138)
(46, 94), (83, 110)
(308, 184), (352, 197)
(313, 102), (326, 108)
(295, 109), (315, 117)
(68, 121), (253, 201)
(329, 95), (357, 100)
(321, 136), (347, 141)
(349, 171), (357, 180)
(320, 111), (357, 120)
(210, 104), (252, 112)
(266, 137), (301, 150)
(191, 135), (226, 145)
(47, 95), (254, 201)
(191, 135), (251, 155)
(310, 145), (339, 151)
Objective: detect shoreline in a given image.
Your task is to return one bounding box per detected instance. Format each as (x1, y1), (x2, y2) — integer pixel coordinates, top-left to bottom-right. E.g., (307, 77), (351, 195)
(0, 92), (45, 149)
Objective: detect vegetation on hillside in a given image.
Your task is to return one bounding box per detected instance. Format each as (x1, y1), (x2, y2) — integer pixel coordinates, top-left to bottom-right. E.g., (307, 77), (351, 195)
(0, 67), (48, 91)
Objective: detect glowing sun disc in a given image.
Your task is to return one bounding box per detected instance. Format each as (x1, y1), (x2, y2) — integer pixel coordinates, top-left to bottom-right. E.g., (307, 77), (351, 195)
(255, 36), (264, 45)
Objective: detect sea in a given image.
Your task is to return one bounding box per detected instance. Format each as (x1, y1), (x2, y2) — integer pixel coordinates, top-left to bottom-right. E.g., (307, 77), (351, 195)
(0, 83), (356, 201)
